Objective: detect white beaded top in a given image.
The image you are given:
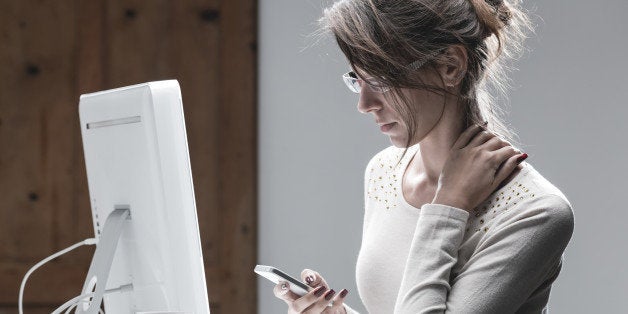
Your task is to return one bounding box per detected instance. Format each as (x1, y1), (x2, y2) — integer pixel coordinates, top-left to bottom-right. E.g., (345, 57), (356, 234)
(347, 143), (574, 314)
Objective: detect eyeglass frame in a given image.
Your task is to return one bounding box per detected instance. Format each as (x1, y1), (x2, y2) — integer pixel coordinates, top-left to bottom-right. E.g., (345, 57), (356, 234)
(341, 48), (446, 94)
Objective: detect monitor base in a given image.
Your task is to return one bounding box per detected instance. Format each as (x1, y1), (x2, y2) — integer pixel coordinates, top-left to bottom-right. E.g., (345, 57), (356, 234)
(76, 205), (131, 314)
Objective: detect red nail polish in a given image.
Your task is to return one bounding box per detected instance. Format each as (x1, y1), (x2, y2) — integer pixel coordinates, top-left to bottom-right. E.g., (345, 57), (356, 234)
(324, 289), (336, 300)
(305, 275), (314, 284)
(314, 286), (326, 297)
(339, 289), (349, 298)
(517, 153), (528, 162)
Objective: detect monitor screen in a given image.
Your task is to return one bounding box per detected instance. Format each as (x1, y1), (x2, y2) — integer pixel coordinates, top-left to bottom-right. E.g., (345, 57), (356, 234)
(78, 80), (210, 314)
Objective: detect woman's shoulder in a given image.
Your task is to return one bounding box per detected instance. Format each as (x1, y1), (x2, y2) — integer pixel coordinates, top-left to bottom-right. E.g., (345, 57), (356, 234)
(493, 161), (575, 233)
(517, 162), (573, 211)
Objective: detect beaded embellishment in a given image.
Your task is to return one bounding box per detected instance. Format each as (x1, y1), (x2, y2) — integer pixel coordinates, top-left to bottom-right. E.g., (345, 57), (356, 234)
(366, 147), (417, 210)
(465, 178), (536, 233)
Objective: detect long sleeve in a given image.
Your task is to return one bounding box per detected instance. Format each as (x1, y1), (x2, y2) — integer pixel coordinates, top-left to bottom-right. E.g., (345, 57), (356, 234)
(394, 194), (574, 313)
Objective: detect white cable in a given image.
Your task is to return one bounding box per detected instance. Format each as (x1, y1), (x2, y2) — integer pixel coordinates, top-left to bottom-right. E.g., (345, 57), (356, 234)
(64, 303), (75, 314)
(18, 238), (98, 314)
(52, 284), (132, 314)
(53, 292), (102, 314)
(55, 294), (104, 314)
(53, 292), (93, 314)
(64, 304), (74, 314)
(64, 304), (77, 314)
(62, 304), (104, 314)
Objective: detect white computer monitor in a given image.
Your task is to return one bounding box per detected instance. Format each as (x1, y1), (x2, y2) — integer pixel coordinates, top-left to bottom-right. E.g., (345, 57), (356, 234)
(77, 80), (210, 314)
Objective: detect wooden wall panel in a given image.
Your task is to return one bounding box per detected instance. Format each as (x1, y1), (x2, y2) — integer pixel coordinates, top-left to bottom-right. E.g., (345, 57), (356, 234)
(0, 0), (257, 313)
(217, 1), (257, 311)
(0, 1), (89, 310)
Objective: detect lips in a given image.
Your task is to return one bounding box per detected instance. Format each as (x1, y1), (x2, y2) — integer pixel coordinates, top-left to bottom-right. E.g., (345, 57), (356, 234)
(380, 122), (395, 132)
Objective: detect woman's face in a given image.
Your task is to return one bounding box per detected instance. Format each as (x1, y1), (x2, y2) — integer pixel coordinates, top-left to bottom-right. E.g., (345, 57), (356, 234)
(355, 68), (446, 148)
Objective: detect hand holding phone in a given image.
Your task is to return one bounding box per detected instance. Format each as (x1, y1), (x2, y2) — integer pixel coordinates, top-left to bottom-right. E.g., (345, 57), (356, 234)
(254, 264), (311, 296)
(255, 265), (351, 312)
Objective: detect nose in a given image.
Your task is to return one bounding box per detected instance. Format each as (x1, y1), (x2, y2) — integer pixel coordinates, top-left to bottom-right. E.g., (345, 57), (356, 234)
(356, 87), (383, 114)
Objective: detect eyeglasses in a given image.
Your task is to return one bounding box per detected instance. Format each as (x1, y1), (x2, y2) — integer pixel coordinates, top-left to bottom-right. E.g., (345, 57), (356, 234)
(341, 49), (445, 94)
(342, 71), (390, 93)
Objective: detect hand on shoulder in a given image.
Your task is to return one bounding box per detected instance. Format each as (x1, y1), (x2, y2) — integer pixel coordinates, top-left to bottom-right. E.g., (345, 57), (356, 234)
(432, 123), (528, 212)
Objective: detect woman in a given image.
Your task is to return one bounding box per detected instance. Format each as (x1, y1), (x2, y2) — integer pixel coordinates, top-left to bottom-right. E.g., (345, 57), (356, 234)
(274, 0), (575, 313)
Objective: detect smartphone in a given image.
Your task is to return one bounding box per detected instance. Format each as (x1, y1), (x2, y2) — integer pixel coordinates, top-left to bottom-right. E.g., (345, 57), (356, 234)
(254, 264), (312, 296)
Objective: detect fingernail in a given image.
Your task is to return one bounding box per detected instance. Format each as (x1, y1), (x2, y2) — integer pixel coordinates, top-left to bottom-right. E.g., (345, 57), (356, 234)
(339, 289), (349, 298)
(281, 282), (289, 290)
(517, 153), (528, 162)
(305, 275), (315, 284)
(314, 286), (326, 297)
(324, 289), (336, 301)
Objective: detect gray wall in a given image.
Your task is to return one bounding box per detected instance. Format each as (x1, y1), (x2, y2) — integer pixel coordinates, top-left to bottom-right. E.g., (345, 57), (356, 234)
(259, 1), (628, 313)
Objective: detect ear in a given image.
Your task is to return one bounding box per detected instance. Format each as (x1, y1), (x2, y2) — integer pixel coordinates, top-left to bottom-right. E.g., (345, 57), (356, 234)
(436, 45), (468, 87)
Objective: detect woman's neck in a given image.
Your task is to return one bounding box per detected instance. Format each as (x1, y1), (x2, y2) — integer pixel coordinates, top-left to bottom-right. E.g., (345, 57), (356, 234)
(409, 100), (466, 185)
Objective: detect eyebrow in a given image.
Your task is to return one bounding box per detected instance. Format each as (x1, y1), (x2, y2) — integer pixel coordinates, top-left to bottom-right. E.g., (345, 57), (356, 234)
(351, 70), (377, 82)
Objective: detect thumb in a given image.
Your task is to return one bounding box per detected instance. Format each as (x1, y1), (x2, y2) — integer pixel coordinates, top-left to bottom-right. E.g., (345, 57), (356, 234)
(273, 281), (300, 304)
(301, 269), (328, 289)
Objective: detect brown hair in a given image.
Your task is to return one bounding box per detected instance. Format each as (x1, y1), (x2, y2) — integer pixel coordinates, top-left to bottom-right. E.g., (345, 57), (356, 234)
(317, 0), (534, 165)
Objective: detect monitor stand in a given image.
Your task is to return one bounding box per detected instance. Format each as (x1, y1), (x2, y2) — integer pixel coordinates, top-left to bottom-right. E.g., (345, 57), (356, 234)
(76, 205), (131, 314)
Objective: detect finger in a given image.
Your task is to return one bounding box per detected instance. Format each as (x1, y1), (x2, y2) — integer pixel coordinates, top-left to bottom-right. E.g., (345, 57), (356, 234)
(477, 136), (508, 152)
(328, 289), (349, 312)
(292, 285), (328, 313)
(301, 269), (328, 289)
(302, 289), (336, 314)
(452, 122), (487, 150)
(494, 154), (527, 191)
(493, 145), (521, 167)
(478, 135), (521, 154)
(466, 130), (495, 148)
(273, 281), (301, 305)
(493, 148), (526, 184)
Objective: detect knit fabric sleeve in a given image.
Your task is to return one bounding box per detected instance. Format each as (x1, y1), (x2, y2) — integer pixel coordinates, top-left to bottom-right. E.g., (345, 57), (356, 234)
(393, 194), (574, 313)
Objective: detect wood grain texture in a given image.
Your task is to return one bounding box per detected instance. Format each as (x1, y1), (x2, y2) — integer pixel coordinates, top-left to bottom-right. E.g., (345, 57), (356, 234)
(217, 0), (258, 311)
(0, 0), (257, 312)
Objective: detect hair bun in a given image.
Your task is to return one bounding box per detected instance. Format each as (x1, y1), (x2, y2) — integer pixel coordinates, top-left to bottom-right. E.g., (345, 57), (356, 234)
(486, 0), (513, 26)
(469, 0), (512, 39)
